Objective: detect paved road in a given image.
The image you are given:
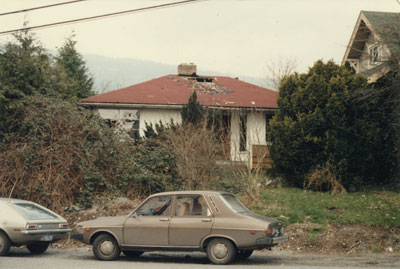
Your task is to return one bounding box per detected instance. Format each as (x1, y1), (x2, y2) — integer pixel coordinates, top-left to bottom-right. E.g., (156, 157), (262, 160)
(0, 247), (399, 269)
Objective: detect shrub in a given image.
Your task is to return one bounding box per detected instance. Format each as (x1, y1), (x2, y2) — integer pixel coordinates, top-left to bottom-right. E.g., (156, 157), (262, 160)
(268, 60), (396, 188)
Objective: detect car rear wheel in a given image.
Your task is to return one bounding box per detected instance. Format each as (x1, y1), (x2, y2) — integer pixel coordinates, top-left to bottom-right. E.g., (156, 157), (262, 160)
(236, 250), (253, 260)
(206, 238), (236, 265)
(0, 231), (11, 256)
(122, 250), (143, 258)
(92, 234), (121, 261)
(27, 243), (49, 254)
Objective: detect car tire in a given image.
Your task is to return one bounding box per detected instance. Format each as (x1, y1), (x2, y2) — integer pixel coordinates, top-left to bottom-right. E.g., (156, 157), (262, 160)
(27, 243), (49, 254)
(236, 250), (253, 260)
(0, 231), (11, 256)
(122, 250), (143, 258)
(206, 238), (236, 265)
(92, 234), (121, 261)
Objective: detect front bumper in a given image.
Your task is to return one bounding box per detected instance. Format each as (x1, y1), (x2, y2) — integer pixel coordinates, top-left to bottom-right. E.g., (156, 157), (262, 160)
(256, 235), (289, 246)
(70, 233), (84, 242)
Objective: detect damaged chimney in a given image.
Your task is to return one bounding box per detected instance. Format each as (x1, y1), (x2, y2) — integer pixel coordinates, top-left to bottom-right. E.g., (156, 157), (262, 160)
(178, 63), (197, 76)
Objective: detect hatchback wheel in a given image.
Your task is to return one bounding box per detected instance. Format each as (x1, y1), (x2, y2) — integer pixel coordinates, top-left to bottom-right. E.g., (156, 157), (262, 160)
(236, 250), (253, 260)
(206, 238), (236, 265)
(27, 243), (49, 254)
(93, 234), (121, 261)
(0, 232), (11, 256)
(122, 250), (143, 258)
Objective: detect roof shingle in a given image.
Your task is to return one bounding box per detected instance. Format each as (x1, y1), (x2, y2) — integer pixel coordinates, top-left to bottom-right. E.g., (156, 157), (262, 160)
(82, 75), (277, 109)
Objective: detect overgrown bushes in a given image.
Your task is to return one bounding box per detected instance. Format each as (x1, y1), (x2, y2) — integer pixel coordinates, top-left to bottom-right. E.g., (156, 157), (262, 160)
(0, 96), (183, 210)
(268, 60), (397, 190)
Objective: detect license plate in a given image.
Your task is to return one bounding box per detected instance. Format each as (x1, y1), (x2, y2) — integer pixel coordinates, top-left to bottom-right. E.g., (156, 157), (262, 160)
(41, 234), (53, 241)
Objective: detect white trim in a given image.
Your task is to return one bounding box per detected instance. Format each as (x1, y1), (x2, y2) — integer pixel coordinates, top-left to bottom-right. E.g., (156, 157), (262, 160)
(79, 102), (277, 112)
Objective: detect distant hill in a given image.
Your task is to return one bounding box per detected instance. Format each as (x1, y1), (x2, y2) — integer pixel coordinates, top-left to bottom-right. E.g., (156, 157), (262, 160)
(82, 54), (272, 94)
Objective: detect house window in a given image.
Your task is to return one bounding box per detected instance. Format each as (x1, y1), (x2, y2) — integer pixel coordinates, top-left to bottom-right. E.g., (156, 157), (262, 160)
(265, 114), (273, 142)
(239, 115), (247, 152)
(369, 46), (379, 65)
(129, 111), (140, 138)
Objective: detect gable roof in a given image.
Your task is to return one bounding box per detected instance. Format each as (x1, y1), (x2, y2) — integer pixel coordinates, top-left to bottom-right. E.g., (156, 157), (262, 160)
(81, 75), (277, 110)
(343, 11), (400, 63)
(363, 11), (400, 61)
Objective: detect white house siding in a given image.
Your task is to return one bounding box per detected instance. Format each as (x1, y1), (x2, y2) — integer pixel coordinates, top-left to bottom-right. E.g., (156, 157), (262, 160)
(359, 33), (392, 73)
(97, 108), (139, 131)
(230, 111), (267, 165)
(95, 106), (269, 166)
(139, 109), (182, 136)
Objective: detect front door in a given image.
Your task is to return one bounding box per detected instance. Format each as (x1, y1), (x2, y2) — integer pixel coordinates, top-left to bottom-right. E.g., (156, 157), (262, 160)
(123, 195), (172, 246)
(169, 195), (214, 247)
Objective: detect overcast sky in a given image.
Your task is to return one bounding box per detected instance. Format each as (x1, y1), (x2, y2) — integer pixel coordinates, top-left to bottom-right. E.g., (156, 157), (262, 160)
(0, 0), (399, 79)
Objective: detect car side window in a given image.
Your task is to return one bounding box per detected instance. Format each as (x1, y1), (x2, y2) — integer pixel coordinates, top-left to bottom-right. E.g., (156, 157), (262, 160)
(175, 195), (211, 217)
(135, 196), (171, 216)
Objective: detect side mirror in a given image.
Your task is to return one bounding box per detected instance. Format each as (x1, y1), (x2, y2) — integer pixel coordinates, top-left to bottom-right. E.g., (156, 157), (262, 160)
(131, 212), (137, 218)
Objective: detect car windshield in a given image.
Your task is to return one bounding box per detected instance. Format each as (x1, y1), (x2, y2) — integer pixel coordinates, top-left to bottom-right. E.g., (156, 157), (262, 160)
(220, 194), (249, 213)
(13, 203), (57, 219)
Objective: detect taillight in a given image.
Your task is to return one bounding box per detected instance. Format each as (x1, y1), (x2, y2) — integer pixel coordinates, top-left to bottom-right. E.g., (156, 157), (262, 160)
(26, 224), (38, 230)
(59, 223), (69, 229)
(266, 227), (274, 236)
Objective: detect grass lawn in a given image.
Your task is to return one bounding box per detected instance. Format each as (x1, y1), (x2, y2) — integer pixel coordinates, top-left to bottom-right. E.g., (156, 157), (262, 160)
(250, 187), (400, 227)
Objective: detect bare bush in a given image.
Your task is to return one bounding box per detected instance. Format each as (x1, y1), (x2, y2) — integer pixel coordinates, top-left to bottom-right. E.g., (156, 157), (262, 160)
(166, 122), (223, 190)
(305, 162), (346, 194)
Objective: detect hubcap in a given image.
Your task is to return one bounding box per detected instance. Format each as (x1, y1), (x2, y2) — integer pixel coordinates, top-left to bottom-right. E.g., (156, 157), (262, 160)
(212, 243), (228, 259)
(99, 240), (115, 256)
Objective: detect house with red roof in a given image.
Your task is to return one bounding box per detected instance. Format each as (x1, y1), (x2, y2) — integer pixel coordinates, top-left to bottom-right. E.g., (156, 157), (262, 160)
(80, 63), (277, 166)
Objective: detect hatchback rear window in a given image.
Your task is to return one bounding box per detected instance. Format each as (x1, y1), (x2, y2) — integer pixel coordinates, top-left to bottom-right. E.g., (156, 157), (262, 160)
(220, 194), (249, 213)
(13, 203), (57, 219)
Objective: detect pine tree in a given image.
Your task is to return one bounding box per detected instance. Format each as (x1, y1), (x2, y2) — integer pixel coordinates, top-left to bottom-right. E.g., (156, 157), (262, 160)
(54, 36), (94, 99)
(181, 91), (205, 125)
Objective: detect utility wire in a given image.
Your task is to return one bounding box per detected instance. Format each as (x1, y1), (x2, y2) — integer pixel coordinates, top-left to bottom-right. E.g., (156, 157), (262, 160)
(0, 0), (87, 16)
(0, 0), (206, 36)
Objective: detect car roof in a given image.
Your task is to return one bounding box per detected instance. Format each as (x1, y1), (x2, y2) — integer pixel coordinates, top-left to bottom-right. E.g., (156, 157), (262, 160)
(149, 190), (230, 197)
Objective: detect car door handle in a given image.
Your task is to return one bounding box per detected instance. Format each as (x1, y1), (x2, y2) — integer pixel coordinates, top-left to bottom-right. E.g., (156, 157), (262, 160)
(201, 219), (212, 222)
(159, 218), (170, 221)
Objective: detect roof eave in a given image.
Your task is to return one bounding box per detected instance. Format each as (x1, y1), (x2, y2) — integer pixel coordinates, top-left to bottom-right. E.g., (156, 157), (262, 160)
(79, 102), (277, 111)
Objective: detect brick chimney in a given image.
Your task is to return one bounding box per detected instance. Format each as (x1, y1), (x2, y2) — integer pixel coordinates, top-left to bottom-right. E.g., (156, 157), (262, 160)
(178, 63), (197, 76)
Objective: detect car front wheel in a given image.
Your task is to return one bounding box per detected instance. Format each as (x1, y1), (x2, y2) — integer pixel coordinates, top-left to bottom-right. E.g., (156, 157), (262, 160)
(27, 243), (49, 254)
(206, 238), (236, 265)
(0, 231), (11, 256)
(92, 234), (121, 261)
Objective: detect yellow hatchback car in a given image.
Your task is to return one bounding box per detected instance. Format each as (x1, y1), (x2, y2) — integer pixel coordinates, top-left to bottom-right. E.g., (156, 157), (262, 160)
(0, 198), (71, 256)
(72, 191), (288, 265)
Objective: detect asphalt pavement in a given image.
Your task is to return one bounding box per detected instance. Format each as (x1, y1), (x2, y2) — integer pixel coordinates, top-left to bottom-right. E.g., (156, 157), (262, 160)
(0, 247), (399, 269)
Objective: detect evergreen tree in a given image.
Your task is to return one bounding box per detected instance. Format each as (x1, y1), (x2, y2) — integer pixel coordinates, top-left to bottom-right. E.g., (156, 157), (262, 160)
(268, 60), (396, 188)
(0, 32), (52, 133)
(181, 91), (204, 125)
(54, 36), (94, 99)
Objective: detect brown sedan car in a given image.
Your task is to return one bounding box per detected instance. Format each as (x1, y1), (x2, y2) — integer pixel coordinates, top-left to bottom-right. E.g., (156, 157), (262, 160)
(72, 191), (288, 265)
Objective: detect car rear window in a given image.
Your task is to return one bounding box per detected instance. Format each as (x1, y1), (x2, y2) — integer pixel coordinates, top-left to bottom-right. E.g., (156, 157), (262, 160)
(220, 194), (249, 213)
(13, 203), (57, 219)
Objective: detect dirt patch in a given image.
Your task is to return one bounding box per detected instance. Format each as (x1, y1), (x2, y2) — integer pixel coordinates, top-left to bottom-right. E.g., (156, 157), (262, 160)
(278, 223), (400, 254)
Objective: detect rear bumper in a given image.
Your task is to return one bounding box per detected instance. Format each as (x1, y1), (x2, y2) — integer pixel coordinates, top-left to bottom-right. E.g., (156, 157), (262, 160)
(256, 235), (288, 246)
(10, 230), (70, 245)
